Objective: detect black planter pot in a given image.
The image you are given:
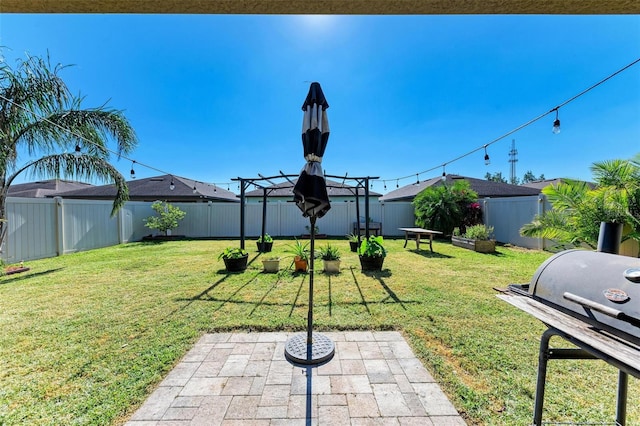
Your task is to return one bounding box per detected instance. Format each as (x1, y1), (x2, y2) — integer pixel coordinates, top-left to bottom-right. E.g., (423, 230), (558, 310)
(256, 241), (273, 253)
(223, 254), (249, 272)
(349, 241), (359, 252)
(359, 255), (384, 271)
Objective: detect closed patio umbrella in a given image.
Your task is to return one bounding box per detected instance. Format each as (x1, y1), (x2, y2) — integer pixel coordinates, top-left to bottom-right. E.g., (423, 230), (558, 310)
(285, 82), (335, 365)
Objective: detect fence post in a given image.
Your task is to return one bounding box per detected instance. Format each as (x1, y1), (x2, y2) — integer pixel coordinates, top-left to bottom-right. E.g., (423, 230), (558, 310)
(538, 194), (546, 250)
(54, 197), (64, 256)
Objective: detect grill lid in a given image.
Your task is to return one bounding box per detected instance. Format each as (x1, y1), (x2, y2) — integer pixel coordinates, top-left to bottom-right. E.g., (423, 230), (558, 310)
(526, 249), (640, 342)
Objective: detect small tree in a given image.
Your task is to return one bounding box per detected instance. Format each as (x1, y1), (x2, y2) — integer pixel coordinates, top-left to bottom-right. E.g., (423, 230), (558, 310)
(143, 201), (186, 236)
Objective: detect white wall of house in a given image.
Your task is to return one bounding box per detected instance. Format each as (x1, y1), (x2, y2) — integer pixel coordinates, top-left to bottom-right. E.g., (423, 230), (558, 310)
(2, 195), (547, 262)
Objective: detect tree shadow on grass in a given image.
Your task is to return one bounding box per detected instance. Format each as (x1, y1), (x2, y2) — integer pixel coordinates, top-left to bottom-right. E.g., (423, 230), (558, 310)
(0, 268), (64, 284)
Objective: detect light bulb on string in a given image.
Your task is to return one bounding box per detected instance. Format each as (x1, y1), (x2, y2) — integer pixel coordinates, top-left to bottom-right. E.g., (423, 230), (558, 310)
(441, 165), (446, 181)
(214, 185), (217, 193)
(74, 144), (82, 157)
(192, 184), (197, 194)
(169, 177), (175, 191)
(416, 174), (420, 185)
(130, 161), (136, 179)
(384, 182), (387, 191)
(484, 145), (490, 165)
(552, 109), (561, 134)
(396, 179), (399, 189)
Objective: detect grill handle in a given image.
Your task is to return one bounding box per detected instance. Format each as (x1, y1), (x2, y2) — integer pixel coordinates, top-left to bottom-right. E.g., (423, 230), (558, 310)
(563, 292), (640, 328)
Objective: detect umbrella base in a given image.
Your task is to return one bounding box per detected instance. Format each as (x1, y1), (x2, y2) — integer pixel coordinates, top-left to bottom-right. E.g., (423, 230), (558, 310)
(284, 332), (335, 365)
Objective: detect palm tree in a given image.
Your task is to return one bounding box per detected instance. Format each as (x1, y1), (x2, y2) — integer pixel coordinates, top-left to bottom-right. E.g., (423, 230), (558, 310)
(520, 157), (640, 250)
(0, 53), (137, 252)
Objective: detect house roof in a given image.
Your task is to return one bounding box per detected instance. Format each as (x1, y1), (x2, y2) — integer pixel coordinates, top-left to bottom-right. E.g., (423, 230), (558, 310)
(521, 178), (595, 190)
(8, 179), (94, 198)
(379, 174), (541, 202)
(51, 175), (239, 202)
(245, 178), (381, 198)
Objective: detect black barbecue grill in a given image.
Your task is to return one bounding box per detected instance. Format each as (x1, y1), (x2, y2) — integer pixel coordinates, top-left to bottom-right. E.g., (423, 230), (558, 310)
(498, 249), (640, 426)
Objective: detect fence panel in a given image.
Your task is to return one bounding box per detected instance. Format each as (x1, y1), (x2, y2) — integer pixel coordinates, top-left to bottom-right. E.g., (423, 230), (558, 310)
(59, 198), (120, 254)
(5, 197), (57, 262)
(483, 195), (548, 249)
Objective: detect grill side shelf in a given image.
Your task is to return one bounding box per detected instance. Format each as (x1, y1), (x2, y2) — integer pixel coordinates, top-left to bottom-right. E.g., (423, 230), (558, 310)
(497, 294), (640, 379)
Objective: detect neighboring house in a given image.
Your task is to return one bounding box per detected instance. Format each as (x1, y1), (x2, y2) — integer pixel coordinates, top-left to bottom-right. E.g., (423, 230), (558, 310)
(244, 178), (381, 204)
(8, 179), (94, 198)
(521, 178), (595, 191)
(50, 174), (239, 203)
(379, 174), (541, 202)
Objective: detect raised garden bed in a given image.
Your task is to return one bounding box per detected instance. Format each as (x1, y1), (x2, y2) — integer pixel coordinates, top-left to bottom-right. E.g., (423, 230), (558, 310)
(451, 235), (496, 253)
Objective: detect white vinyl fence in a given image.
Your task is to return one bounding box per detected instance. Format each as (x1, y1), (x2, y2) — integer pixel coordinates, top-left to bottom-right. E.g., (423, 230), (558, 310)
(3, 195), (546, 262)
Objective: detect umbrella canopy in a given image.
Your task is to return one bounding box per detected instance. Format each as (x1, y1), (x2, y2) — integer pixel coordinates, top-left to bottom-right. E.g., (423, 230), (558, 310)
(293, 82), (331, 218)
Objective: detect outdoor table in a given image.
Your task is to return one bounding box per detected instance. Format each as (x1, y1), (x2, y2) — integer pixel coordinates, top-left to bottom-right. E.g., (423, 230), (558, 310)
(398, 227), (443, 252)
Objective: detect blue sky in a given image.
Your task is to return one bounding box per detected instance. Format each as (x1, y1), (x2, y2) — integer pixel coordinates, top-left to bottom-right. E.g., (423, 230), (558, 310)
(1, 14), (639, 194)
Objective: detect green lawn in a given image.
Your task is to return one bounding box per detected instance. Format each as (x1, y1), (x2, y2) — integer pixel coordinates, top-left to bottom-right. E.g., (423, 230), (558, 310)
(0, 238), (637, 425)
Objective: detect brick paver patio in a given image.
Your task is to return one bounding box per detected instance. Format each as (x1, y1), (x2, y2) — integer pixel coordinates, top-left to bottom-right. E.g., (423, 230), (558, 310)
(125, 331), (467, 425)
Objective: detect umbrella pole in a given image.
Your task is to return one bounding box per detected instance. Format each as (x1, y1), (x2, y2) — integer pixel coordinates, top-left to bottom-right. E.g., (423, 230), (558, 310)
(307, 216), (316, 345)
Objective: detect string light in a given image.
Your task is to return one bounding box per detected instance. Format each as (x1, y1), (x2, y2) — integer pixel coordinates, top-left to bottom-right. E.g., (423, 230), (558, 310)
(1, 57), (637, 195)
(192, 183), (197, 194)
(416, 174), (420, 185)
(384, 182), (387, 190)
(552, 108), (561, 134)
(441, 165), (446, 181)
(484, 145), (490, 165)
(365, 58), (639, 189)
(74, 144), (81, 156)
(169, 177), (175, 191)
(130, 161), (136, 179)
(213, 184), (217, 193)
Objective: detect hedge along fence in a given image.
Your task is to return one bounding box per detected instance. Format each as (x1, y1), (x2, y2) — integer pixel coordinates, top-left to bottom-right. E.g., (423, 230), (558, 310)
(3, 195), (559, 263)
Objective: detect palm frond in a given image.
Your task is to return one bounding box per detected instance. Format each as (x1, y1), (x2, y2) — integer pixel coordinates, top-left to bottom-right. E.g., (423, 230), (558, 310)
(25, 153), (129, 216)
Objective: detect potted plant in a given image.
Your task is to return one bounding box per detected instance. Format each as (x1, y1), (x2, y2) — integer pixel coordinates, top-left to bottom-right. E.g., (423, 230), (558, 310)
(319, 244), (341, 274)
(288, 238), (309, 272)
(358, 235), (387, 271)
(451, 224), (496, 253)
(261, 256), (280, 273)
(218, 247), (249, 272)
(346, 233), (360, 252)
(256, 233), (273, 252)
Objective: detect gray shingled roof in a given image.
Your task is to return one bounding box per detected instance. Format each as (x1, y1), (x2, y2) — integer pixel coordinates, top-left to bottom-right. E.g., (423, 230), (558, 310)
(245, 178), (381, 198)
(8, 179), (94, 198)
(379, 174), (541, 201)
(51, 175), (239, 202)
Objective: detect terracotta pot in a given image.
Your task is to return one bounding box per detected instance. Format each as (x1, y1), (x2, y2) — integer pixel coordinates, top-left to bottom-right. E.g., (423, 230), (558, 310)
(294, 256), (308, 272)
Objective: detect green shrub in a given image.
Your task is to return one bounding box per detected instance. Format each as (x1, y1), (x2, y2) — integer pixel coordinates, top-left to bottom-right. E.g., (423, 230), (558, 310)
(463, 224), (494, 240)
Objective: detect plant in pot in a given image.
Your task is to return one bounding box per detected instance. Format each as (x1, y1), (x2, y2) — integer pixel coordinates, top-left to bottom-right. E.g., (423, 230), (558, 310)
(358, 235), (387, 271)
(346, 233), (360, 252)
(218, 247), (249, 272)
(256, 233), (273, 252)
(288, 238), (310, 272)
(319, 244), (341, 274)
(261, 256), (280, 273)
(451, 224), (496, 253)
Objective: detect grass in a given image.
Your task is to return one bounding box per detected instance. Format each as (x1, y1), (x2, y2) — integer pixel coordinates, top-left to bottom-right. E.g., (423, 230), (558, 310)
(0, 238), (638, 425)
